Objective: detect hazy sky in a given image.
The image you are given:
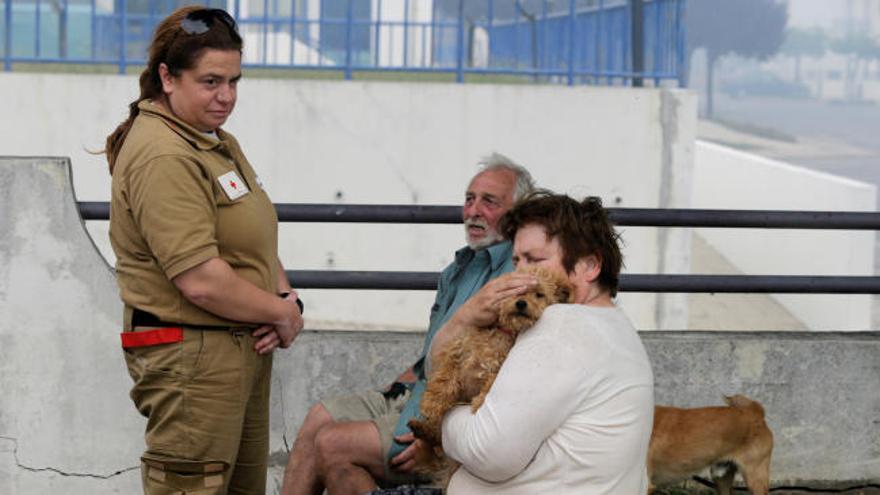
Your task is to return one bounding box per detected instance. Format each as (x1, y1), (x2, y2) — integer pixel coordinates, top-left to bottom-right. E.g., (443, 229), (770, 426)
(787, 0), (879, 32)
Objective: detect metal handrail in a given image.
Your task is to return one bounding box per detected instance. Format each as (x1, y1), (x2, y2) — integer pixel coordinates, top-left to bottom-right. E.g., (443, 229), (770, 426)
(78, 202), (880, 229)
(286, 271), (880, 294)
(78, 202), (880, 294)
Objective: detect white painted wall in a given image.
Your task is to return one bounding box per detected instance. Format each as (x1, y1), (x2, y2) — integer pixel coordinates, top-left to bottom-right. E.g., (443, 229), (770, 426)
(693, 141), (876, 330)
(0, 73), (695, 330)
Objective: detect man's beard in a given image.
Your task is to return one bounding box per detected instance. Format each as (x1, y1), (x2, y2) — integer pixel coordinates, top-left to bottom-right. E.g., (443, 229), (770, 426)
(464, 218), (503, 250)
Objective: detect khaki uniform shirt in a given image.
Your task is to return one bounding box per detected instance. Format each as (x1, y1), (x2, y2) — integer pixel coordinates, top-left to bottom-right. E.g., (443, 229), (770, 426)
(110, 100), (279, 329)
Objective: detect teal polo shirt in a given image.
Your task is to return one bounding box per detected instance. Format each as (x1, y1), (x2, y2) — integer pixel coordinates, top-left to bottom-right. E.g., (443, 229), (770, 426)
(388, 240), (514, 461)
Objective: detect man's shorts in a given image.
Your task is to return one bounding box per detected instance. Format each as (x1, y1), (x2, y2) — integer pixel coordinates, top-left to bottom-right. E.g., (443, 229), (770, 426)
(321, 389), (424, 485)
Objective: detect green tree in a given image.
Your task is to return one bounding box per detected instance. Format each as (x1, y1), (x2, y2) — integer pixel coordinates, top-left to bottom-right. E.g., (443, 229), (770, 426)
(830, 32), (880, 101)
(781, 27), (826, 83)
(688, 0), (788, 118)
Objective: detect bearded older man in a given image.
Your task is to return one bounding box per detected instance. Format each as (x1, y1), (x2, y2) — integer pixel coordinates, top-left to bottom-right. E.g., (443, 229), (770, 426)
(282, 153), (535, 495)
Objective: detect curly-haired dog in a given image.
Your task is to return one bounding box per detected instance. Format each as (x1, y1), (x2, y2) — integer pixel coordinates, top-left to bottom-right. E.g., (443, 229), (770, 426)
(648, 395), (773, 495)
(407, 266), (573, 460)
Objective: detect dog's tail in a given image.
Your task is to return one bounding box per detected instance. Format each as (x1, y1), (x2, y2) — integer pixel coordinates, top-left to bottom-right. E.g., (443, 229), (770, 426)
(724, 394), (765, 417)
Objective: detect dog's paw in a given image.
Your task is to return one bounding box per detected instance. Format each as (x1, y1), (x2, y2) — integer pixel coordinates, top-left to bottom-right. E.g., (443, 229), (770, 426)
(408, 418), (429, 439)
(408, 418), (440, 446)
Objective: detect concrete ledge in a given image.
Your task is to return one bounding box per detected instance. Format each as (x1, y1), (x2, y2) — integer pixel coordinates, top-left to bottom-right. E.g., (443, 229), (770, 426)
(2, 157), (878, 493)
(271, 330), (880, 489)
(644, 330), (880, 486)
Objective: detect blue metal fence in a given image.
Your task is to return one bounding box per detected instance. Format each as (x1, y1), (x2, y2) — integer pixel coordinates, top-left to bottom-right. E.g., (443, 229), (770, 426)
(1, 0), (685, 85)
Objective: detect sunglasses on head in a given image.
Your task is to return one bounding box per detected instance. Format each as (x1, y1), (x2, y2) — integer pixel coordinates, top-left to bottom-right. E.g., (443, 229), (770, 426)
(180, 8), (238, 35)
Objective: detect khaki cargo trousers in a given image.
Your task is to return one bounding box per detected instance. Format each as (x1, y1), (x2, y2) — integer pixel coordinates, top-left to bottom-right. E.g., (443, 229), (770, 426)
(124, 327), (272, 494)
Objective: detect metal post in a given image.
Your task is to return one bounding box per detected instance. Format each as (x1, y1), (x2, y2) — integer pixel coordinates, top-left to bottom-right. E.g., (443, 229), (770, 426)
(606, 4), (615, 83)
(566, 0), (575, 85)
(598, 0), (604, 83)
(262, 0), (268, 64)
(61, 0), (68, 59)
(403, 0), (409, 67)
(455, 0), (463, 82)
(374, 0), (381, 67)
(416, 10), (431, 67)
(289, 0), (296, 64)
(35, 0), (41, 58)
(433, 2), (446, 63)
(118, 0), (127, 74)
(34, 0), (43, 58)
(541, 0), (548, 76)
(631, 0), (644, 87)
(344, 0), (353, 79)
(487, 0), (493, 67)
(653, 0), (662, 85)
(429, 0), (435, 65)
(317, 1), (325, 66)
(3, 0), (11, 71)
(514, 0), (520, 67)
(90, 0), (95, 60)
(676, 0), (686, 87)
(420, 14), (426, 67)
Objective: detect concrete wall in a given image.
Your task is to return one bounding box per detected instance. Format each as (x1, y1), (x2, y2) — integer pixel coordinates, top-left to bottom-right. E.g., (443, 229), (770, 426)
(692, 141), (876, 331)
(0, 158), (140, 493)
(0, 72), (696, 330)
(2, 157), (878, 493)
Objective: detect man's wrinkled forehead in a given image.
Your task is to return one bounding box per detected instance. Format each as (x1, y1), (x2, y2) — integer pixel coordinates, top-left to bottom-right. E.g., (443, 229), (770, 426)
(466, 169), (516, 200)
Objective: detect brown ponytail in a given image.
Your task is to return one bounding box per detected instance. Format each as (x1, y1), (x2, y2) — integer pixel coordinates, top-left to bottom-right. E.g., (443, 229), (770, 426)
(105, 5), (242, 174)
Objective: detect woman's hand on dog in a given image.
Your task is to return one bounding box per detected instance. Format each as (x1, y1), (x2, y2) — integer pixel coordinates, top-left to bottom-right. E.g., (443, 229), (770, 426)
(458, 272), (538, 327)
(429, 273), (538, 366)
(389, 432), (434, 473)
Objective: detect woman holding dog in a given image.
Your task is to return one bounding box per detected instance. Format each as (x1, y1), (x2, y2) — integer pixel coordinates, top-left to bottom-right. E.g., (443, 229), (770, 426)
(106, 6), (303, 494)
(435, 192), (654, 494)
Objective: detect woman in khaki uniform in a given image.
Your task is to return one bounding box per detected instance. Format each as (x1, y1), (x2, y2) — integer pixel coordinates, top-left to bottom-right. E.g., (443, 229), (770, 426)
(104, 6), (303, 494)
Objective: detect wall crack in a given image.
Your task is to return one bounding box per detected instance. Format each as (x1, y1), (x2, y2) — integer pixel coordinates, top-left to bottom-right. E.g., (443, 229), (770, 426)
(0, 435), (138, 479)
(275, 375), (292, 454)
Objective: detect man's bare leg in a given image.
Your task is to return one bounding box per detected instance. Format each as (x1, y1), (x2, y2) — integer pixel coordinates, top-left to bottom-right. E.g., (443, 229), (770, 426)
(282, 403), (334, 495)
(315, 420), (387, 495)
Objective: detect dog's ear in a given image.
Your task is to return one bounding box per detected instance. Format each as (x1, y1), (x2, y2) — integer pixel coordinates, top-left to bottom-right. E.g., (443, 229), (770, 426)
(556, 283), (572, 303)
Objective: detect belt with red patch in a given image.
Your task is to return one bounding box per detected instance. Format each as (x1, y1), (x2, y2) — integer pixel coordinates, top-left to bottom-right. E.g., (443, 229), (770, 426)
(121, 327), (184, 349)
(121, 308), (247, 349)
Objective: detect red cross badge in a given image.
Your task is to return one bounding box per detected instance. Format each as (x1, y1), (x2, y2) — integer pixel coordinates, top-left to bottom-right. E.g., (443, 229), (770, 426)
(218, 170), (249, 200)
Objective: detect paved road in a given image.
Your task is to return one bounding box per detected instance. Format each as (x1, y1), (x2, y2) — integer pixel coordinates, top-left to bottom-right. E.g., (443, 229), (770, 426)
(712, 94), (880, 189)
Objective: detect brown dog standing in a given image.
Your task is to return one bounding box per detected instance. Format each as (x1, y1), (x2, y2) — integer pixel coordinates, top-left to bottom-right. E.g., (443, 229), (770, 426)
(648, 395), (773, 495)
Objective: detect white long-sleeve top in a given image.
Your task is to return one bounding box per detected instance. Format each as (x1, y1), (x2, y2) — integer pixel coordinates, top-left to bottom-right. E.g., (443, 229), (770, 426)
(441, 304), (654, 495)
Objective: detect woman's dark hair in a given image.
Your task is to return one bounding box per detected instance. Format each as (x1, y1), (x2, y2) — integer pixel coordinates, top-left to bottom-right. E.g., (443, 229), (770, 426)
(104, 6), (243, 174)
(499, 190), (624, 297)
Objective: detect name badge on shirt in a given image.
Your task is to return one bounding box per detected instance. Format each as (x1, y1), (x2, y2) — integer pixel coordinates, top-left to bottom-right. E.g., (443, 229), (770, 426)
(218, 170), (249, 200)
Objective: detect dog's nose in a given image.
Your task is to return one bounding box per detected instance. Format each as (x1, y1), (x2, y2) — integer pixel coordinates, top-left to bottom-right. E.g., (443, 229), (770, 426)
(516, 300), (527, 311)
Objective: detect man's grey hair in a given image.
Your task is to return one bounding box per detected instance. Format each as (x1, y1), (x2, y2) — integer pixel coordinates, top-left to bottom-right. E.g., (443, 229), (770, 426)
(476, 152), (535, 202)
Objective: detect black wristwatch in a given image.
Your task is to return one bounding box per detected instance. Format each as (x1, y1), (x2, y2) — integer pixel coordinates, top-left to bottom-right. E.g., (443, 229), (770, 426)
(279, 292), (304, 315)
